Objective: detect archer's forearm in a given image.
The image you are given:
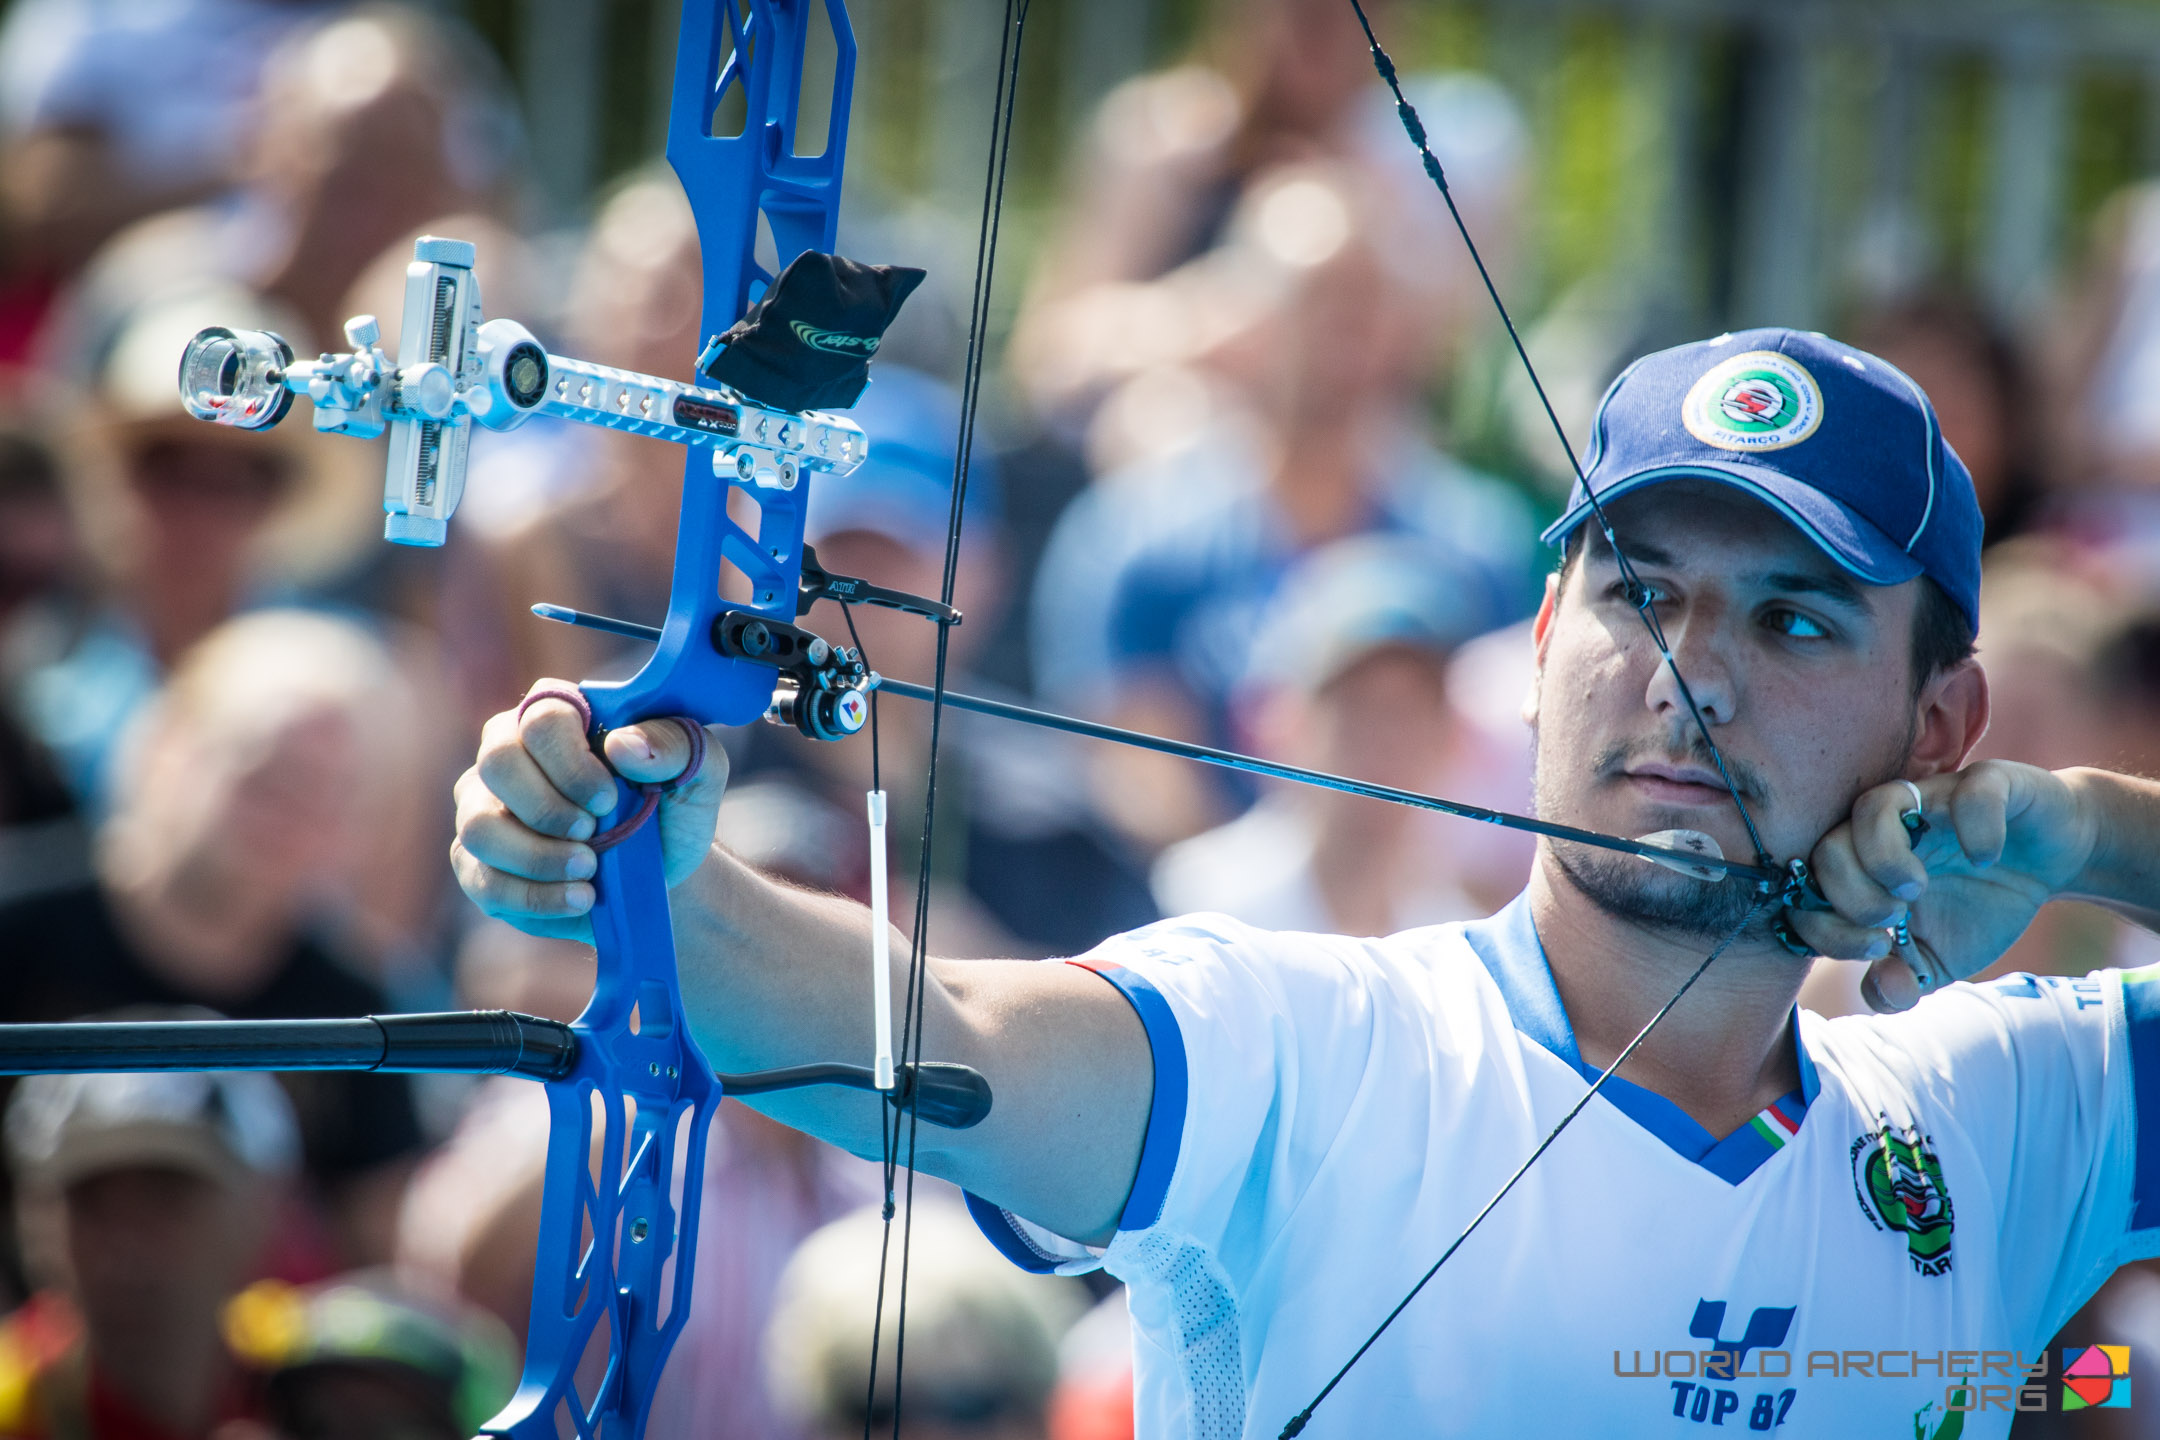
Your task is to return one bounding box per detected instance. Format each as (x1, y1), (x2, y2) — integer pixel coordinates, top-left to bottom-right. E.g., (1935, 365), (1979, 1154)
(667, 845), (912, 1119)
(663, 844), (1155, 1241)
(2065, 768), (2160, 929)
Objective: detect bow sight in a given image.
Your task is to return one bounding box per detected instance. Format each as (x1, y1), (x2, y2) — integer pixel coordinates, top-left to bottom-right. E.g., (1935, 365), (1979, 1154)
(176, 233), (896, 741)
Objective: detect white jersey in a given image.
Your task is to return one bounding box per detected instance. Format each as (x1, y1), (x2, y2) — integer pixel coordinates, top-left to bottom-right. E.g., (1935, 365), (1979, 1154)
(968, 894), (2160, 1438)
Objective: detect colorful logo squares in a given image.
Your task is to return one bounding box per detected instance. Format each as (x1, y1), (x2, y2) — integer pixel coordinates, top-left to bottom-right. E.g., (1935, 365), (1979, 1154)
(2062, 1345), (2132, 1409)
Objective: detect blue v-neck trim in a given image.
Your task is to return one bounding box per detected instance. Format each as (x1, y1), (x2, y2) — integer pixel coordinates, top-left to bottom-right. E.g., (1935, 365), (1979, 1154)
(1461, 892), (1815, 1184)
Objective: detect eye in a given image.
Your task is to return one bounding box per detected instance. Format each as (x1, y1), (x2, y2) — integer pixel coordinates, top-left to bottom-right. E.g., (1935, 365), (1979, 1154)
(1607, 579), (1665, 606)
(1764, 606), (1830, 640)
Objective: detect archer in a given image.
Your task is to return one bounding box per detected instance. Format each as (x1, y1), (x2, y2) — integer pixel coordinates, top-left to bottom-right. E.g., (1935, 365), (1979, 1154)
(454, 327), (2160, 1437)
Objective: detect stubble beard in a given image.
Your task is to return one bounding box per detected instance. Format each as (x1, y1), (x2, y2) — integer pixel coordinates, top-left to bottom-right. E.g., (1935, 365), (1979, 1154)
(1546, 825), (1770, 939)
(1532, 737), (1774, 941)
(1530, 723), (1919, 944)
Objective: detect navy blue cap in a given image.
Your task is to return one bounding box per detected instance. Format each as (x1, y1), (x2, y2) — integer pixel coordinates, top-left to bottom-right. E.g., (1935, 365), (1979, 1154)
(1540, 328), (1983, 633)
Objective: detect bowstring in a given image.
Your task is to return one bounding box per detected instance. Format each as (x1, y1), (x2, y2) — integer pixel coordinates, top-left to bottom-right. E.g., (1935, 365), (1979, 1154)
(1271, 7), (1790, 1431)
(841, 600), (900, 1440)
(865, 0), (1032, 1435)
(1346, 0), (1770, 872)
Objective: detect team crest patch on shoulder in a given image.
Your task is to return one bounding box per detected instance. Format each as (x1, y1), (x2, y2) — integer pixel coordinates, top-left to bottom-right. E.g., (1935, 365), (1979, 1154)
(1851, 1121), (1954, 1276)
(1682, 350), (1824, 452)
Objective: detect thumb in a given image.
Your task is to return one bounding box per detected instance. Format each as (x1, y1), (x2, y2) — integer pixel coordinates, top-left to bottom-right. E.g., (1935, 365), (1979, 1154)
(602, 718), (703, 786)
(1859, 936), (1960, 1015)
(1859, 956), (1924, 1014)
(601, 719), (729, 888)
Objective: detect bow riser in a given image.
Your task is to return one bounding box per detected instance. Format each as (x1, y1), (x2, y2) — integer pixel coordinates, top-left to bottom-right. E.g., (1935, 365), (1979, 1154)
(502, 5), (859, 1436)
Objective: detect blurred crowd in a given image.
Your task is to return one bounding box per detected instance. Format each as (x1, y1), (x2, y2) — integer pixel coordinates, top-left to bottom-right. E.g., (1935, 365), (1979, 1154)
(4, 0), (2160, 1436)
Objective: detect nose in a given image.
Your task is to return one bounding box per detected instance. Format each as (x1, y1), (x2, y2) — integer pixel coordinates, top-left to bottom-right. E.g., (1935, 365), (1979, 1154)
(1642, 591), (1737, 730)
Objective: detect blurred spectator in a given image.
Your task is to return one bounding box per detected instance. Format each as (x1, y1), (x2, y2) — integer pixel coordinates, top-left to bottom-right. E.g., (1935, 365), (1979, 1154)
(726, 364), (1159, 959)
(1843, 290), (2041, 545)
(221, 1272), (517, 1440)
(12, 285), (345, 811)
(2051, 182), (2160, 500)
(2036, 179), (2160, 583)
(764, 1202), (1082, 1440)
(0, 611), (426, 1275)
(0, 701), (82, 908)
(1002, 23), (1521, 701)
(46, 4), (520, 377)
(0, 0), (339, 365)
(1968, 542), (2160, 982)
(0, 1059), (298, 1437)
(0, 412), (86, 898)
(1046, 1289), (1131, 1440)
(1150, 536), (1490, 935)
(1032, 163), (1540, 849)
(1434, 618), (1540, 910)
(1010, 0), (1521, 448)
(489, 171), (708, 694)
(0, 418), (78, 638)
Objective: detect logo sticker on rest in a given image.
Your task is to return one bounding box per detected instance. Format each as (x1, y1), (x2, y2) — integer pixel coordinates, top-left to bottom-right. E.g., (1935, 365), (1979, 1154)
(1682, 350), (1825, 453)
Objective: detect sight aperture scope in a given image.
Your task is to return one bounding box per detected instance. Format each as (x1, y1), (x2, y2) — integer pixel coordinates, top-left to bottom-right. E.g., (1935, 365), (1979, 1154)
(504, 342), (547, 408)
(178, 327), (296, 430)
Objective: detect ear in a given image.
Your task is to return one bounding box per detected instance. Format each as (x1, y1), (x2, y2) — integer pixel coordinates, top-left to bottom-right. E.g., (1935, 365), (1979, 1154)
(1523, 572), (1561, 728)
(1906, 658), (1991, 778)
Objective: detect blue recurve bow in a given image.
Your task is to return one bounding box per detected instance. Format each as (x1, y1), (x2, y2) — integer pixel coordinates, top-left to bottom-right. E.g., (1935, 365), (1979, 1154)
(504, 4), (862, 1434)
(16, 2), (992, 1437)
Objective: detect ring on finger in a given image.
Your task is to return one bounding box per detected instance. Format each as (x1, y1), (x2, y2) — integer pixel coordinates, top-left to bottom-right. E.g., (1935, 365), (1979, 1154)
(1896, 778), (1930, 840)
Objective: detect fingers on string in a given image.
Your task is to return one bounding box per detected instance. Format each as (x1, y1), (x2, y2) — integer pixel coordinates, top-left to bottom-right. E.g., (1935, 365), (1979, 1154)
(1782, 903), (1894, 963)
(1849, 780), (1931, 901)
(1947, 762), (2012, 870)
(1807, 820), (1904, 930)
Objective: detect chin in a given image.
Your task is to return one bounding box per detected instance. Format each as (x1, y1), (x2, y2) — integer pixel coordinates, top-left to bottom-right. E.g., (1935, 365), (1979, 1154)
(1551, 841), (1769, 941)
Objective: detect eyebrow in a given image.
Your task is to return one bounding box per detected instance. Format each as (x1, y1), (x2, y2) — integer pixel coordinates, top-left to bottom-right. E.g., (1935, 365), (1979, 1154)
(1589, 537), (1875, 613)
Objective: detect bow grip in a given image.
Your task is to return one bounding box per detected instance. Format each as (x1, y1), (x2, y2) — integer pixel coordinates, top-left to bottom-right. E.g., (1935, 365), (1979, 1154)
(482, 793), (717, 1439)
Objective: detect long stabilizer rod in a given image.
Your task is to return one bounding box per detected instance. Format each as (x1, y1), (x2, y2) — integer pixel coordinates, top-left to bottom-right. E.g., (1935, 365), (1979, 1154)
(0, 1013), (992, 1126)
(0, 1012), (578, 1081)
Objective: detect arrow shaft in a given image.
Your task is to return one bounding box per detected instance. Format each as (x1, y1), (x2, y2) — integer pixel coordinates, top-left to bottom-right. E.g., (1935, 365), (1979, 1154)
(524, 602), (1787, 890)
(868, 677), (1784, 889)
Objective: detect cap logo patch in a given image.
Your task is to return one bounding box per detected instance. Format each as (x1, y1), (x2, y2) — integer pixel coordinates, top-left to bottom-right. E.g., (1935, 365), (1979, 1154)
(1682, 350), (1824, 452)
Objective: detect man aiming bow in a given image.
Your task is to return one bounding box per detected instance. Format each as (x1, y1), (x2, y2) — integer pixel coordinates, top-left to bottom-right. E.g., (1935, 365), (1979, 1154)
(450, 328), (2160, 1436)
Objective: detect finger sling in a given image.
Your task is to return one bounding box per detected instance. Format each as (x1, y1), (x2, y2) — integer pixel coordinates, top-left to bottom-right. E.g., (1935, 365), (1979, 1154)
(515, 686), (708, 853)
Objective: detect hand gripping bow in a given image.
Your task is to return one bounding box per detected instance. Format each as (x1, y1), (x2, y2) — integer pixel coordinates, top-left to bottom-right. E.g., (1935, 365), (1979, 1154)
(2, 4), (992, 1437)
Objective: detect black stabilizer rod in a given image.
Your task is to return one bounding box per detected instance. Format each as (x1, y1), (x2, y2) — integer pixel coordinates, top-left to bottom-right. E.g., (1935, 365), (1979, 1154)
(0, 1011), (579, 1082)
(0, 1013), (995, 1128)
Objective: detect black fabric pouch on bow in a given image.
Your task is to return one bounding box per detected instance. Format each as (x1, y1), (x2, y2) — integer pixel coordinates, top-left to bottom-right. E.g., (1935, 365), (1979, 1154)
(700, 251), (926, 413)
